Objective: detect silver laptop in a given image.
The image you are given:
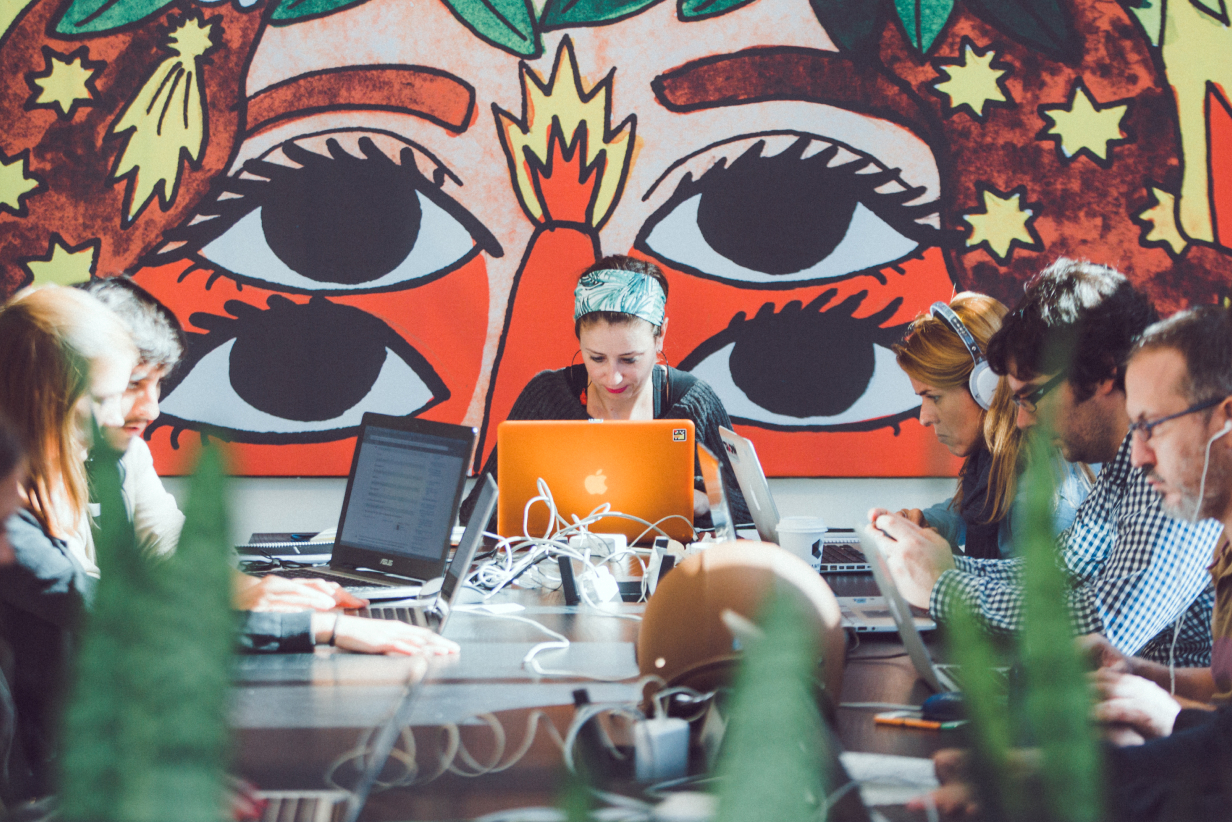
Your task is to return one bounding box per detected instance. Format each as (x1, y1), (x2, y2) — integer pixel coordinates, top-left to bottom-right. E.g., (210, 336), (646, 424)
(270, 412), (476, 599)
(858, 528), (1006, 692)
(698, 443), (737, 542)
(718, 427), (870, 573)
(357, 475), (496, 631)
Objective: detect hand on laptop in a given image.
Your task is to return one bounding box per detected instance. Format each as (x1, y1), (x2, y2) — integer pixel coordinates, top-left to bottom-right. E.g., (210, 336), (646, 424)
(1092, 668), (1181, 740)
(233, 573), (369, 612)
(1077, 632), (1131, 672)
(866, 510), (955, 609)
(894, 508), (931, 529)
(314, 614), (461, 656)
(908, 747), (1044, 819)
(908, 749), (980, 819)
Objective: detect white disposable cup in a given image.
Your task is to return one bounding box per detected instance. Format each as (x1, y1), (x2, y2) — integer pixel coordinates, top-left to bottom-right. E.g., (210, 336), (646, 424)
(776, 516), (828, 570)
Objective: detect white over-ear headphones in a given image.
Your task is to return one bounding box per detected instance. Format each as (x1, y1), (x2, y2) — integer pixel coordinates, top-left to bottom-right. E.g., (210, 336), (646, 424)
(929, 302), (998, 410)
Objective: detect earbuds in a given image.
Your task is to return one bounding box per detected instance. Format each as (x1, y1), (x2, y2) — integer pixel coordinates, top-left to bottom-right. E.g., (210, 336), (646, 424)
(929, 302), (996, 410)
(1192, 419), (1232, 521)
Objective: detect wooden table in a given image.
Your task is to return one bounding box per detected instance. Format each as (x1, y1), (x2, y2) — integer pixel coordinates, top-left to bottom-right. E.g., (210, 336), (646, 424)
(232, 575), (945, 820)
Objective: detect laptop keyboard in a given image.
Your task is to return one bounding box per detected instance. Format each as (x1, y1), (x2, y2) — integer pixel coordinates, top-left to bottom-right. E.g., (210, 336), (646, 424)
(273, 567), (368, 585)
(256, 790), (348, 822)
(935, 663), (1011, 693)
(358, 605), (414, 621)
(820, 542), (867, 564)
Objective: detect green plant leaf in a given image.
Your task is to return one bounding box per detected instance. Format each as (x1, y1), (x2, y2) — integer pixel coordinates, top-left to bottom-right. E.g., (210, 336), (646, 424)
(541, 0), (664, 30)
(893, 0), (955, 55)
(1019, 343), (1102, 822)
(944, 600), (1021, 821)
(807, 0), (884, 54)
(61, 439), (234, 822)
(55, 0), (176, 36)
(716, 593), (828, 822)
(435, 0), (540, 56)
(965, 0), (1080, 62)
(270, 0), (370, 25)
(678, 0), (758, 23)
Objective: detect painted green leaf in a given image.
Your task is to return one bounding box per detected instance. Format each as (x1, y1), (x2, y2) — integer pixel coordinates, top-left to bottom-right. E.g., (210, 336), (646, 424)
(55, 0), (175, 36)
(678, 0), (758, 23)
(438, 0), (539, 57)
(966, 0), (1080, 62)
(807, 0), (884, 55)
(893, 0), (955, 55)
(541, 0), (663, 30)
(1128, 0), (1163, 47)
(270, 0), (374, 26)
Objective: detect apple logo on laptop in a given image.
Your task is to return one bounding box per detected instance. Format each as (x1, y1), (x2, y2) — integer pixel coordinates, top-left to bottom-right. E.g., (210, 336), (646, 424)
(585, 469), (607, 495)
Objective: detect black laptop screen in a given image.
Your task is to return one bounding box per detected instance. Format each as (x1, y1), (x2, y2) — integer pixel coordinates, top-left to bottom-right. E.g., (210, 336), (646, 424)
(338, 425), (470, 560)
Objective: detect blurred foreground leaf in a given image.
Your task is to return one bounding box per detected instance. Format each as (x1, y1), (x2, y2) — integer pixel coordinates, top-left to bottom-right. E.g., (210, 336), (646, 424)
(61, 444), (235, 822)
(715, 592), (828, 822)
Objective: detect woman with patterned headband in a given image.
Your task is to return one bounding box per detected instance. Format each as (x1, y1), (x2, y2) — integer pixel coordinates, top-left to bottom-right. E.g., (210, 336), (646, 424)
(462, 255), (749, 528)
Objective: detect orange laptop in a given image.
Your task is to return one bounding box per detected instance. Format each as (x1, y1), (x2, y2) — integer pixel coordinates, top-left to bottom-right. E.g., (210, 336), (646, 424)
(496, 420), (696, 543)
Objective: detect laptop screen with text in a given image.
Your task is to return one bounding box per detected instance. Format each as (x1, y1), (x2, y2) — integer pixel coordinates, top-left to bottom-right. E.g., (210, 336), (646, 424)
(337, 421), (471, 564)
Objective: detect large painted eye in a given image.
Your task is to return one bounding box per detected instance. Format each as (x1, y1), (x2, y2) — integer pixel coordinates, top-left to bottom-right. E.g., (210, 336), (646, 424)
(160, 132), (501, 294)
(153, 296), (448, 443)
(678, 292), (919, 431)
(637, 135), (941, 287)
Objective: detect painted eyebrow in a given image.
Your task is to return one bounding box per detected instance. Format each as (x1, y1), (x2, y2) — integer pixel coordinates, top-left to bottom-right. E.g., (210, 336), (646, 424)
(246, 65), (476, 136)
(651, 46), (935, 141)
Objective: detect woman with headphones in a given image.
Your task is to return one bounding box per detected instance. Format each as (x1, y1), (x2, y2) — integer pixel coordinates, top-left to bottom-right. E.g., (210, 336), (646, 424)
(876, 293), (1092, 559)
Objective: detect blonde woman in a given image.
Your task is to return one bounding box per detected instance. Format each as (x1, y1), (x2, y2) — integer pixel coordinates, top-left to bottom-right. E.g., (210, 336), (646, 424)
(875, 292), (1090, 559)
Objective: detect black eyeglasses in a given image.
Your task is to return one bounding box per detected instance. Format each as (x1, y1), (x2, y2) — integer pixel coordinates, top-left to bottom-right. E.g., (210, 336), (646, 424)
(1128, 396), (1227, 443)
(1011, 371), (1067, 413)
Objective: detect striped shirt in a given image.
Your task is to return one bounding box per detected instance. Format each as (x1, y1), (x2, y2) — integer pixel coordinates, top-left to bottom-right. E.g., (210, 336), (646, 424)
(930, 434), (1222, 666)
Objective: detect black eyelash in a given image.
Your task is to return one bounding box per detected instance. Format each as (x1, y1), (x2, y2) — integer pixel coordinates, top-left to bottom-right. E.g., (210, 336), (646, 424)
(634, 135), (955, 285)
(684, 136), (943, 241)
(677, 290), (917, 433)
(151, 134), (502, 265)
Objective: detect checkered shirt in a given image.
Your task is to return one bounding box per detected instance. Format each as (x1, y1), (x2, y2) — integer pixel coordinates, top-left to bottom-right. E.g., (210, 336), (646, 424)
(930, 434), (1222, 666)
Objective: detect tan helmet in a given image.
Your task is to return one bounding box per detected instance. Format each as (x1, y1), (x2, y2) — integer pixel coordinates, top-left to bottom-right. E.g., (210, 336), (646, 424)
(637, 541), (845, 705)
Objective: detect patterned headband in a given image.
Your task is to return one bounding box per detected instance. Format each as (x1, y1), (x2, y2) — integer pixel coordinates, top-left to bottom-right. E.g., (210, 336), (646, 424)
(574, 268), (667, 327)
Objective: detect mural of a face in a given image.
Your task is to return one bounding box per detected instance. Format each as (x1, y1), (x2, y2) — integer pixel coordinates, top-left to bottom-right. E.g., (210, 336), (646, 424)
(2, 0), (1229, 477)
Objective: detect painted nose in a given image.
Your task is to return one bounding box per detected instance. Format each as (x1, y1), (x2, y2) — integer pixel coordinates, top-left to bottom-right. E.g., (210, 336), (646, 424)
(479, 225), (598, 465)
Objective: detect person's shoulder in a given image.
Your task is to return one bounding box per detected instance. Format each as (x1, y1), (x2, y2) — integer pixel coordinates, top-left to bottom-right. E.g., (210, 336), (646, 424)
(510, 367), (586, 419)
(666, 367), (721, 410)
(7, 508), (47, 539)
(122, 436), (155, 470)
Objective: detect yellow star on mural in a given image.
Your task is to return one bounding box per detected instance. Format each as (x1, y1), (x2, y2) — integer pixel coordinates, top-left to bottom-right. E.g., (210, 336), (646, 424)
(931, 39), (1011, 120)
(29, 48), (99, 118)
(0, 153), (39, 214)
(1039, 81), (1129, 163)
(1136, 186), (1187, 256)
(23, 236), (97, 286)
(964, 186), (1039, 262)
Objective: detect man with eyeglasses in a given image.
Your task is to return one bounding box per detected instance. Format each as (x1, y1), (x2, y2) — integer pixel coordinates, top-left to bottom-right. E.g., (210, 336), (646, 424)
(868, 259), (1222, 668)
(1080, 304), (1232, 742)
(917, 305), (1232, 822)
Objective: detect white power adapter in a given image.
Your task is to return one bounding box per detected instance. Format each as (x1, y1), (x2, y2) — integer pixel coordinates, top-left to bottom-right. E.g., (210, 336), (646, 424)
(633, 717), (689, 782)
(568, 532), (628, 559)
